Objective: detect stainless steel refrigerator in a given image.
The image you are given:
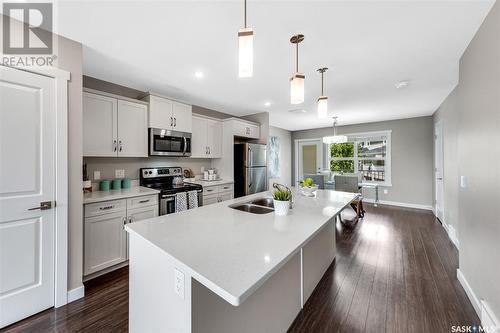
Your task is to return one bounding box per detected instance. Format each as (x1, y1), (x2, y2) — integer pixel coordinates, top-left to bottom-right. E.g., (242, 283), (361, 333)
(234, 143), (267, 198)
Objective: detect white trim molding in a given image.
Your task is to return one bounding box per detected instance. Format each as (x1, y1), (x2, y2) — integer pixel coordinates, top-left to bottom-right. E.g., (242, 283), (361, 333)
(67, 286), (85, 303)
(443, 223), (459, 250)
(457, 269), (500, 332)
(363, 198), (433, 211)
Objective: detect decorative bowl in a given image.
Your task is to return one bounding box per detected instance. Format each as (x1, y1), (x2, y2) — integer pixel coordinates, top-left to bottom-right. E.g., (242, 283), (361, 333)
(300, 184), (319, 197)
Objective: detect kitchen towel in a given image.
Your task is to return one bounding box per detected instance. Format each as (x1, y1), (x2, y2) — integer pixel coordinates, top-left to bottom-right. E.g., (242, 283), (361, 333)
(175, 192), (188, 212)
(187, 190), (198, 209)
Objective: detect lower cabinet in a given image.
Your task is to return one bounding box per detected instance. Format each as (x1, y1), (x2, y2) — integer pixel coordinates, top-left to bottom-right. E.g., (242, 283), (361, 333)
(84, 194), (158, 276)
(202, 183), (234, 206)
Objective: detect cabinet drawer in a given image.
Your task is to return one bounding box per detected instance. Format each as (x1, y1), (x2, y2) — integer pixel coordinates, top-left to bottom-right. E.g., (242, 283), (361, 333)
(85, 199), (126, 217)
(203, 186), (218, 195)
(127, 195), (158, 210)
(218, 183), (233, 193)
(202, 193), (219, 206)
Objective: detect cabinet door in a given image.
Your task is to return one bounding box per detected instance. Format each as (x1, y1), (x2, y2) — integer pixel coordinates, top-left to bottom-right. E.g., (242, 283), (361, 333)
(83, 92), (118, 156)
(202, 193), (219, 206)
(248, 124), (260, 139)
(219, 192), (233, 202)
(84, 212), (127, 275)
(127, 205), (159, 224)
(172, 102), (192, 133)
(117, 100), (148, 157)
(148, 95), (173, 129)
(191, 116), (208, 158)
(207, 119), (222, 158)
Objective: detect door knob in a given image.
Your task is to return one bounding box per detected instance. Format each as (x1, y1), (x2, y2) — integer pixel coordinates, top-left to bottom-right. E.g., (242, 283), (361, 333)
(28, 201), (53, 211)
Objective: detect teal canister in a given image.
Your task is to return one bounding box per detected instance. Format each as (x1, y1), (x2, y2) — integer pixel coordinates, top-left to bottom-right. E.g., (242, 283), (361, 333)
(111, 179), (122, 190)
(99, 180), (110, 191)
(122, 178), (131, 189)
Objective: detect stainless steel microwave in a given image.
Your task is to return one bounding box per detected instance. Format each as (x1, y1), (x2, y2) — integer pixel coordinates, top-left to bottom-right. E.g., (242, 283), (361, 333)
(149, 128), (191, 157)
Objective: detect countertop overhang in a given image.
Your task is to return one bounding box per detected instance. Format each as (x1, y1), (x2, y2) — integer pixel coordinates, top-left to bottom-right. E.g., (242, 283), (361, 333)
(125, 189), (358, 306)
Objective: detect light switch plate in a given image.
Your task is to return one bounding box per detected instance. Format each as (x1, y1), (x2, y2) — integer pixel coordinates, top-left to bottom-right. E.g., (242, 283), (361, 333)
(115, 169), (125, 179)
(383, 189), (388, 195)
(93, 171), (101, 180)
(174, 268), (185, 299)
(460, 176), (467, 189)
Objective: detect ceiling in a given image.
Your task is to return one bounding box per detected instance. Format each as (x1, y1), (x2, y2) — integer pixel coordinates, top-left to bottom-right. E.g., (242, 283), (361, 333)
(56, 1), (494, 131)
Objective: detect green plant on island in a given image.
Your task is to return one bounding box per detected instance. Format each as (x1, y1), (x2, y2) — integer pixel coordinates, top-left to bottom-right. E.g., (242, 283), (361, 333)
(273, 188), (291, 201)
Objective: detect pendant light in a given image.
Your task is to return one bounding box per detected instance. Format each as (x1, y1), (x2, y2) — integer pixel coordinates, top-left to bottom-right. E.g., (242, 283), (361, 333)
(317, 67), (328, 119)
(290, 34), (305, 104)
(238, 0), (253, 78)
(323, 116), (348, 144)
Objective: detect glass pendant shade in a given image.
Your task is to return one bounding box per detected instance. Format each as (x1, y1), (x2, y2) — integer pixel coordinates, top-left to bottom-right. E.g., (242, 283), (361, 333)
(238, 28), (253, 78)
(290, 73), (305, 104)
(317, 96), (328, 119)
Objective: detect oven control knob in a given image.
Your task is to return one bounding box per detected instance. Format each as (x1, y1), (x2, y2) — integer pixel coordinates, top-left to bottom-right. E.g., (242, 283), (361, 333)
(148, 171), (152, 175)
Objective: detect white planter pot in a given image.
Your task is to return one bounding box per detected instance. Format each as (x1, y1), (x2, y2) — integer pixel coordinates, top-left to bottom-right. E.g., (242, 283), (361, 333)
(273, 199), (290, 216)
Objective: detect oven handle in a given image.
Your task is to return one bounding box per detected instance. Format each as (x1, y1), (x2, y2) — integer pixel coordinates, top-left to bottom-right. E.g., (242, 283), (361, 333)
(161, 194), (176, 200)
(183, 136), (187, 156)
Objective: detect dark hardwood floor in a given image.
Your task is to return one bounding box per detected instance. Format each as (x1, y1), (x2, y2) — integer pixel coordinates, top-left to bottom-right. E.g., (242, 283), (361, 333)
(2, 204), (479, 333)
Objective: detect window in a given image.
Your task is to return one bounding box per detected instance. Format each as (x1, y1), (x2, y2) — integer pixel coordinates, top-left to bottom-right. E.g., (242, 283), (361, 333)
(328, 131), (391, 185)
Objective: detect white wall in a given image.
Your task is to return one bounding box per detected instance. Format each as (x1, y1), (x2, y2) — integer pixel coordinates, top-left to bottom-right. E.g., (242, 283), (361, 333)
(268, 126), (292, 188)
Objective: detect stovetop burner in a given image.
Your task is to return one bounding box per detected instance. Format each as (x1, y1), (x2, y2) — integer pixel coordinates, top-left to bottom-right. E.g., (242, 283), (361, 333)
(140, 167), (202, 195)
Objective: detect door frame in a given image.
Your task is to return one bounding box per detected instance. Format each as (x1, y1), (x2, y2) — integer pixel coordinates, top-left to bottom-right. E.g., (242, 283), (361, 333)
(434, 120), (445, 223)
(294, 138), (324, 186)
(4, 65), (71, 307)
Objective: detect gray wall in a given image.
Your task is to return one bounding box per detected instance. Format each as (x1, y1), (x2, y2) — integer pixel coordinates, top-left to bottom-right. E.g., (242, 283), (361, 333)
(433, 88), (459, 237)
(268, 126), (292, 188)
(292, 116), (434, 207)
(454, 0), (499, 320)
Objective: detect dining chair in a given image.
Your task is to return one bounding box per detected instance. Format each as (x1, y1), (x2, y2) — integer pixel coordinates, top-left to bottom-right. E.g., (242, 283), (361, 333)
(334, 175), (365, 223)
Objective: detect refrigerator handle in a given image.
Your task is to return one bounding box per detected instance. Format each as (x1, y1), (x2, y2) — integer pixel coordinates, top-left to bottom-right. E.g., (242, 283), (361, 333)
(248, 146), (252, 167)
(248, 168), (253, 188)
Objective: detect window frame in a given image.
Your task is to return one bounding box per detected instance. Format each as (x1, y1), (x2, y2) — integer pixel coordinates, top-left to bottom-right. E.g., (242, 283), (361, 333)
(327, 130), (392, 186)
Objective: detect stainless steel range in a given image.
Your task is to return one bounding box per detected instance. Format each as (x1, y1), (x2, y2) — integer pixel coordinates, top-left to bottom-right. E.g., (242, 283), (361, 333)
(140, 167), (203, 215)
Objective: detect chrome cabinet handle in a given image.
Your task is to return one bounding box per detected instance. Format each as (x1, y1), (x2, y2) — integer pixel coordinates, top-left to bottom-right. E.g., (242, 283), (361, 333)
(100, 205), (114, 210)
(174, 117), (176, 127)
(138, 199), (149, 204)
(208, 147), (210, 155)
(119, 140), (123, 152)
(113, 140), (117, 152)
(170, 117), (173, 127)
(128, 217), (133, 224)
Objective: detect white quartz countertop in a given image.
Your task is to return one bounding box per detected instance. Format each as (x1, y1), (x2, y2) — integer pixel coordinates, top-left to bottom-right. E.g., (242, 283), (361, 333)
(185, 179), (234, 187)
(83, 186), (160, 204)
(125, 189), (357, 306)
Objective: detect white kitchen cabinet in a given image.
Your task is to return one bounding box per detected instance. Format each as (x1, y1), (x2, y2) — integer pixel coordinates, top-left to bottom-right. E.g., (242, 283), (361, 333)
(202, 183), (234, 206)
(219, 192), (233, 202)
(83, 90), (148, 157)
(143, 93), (192, 133)
(202, 193), (219, 206)
(191, 115), (222, 158)
(83, 92), (118, 156)
(84, 210), (127, 275)
(84, 194), (159, 277)
(117, 100), (148, 157)
(227, 118), (260, 139)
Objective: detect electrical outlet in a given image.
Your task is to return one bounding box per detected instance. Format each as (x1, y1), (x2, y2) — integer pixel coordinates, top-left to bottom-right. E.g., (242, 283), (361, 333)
(115, 169), (125, 179)
(93, 171), (101, 180)
(383, 189), (388, 195)
(174, 268), (185, 299)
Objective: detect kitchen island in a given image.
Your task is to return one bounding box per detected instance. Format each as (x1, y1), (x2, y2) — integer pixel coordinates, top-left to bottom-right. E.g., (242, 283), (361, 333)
(125, 189), (357, 333)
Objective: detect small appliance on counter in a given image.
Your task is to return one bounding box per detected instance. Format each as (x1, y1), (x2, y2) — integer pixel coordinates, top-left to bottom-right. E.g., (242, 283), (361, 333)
(140, 167), (203, 215)
(203, 168), (220, 181)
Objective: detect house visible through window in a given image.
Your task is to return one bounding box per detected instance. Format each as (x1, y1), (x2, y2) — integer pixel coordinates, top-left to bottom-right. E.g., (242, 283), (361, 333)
(329, 131), (391, 186)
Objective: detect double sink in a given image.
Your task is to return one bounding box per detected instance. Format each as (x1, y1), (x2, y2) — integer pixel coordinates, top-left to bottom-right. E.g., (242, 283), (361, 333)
(229, 197), (274, 214)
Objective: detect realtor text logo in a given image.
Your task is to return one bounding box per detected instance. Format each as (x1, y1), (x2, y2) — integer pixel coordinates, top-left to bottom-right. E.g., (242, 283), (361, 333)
(3, 2), (53, 54)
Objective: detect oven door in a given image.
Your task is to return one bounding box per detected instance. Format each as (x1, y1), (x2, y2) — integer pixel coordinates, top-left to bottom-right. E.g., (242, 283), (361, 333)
(149, 128), (192, 157)
(160, 194), (176, 215)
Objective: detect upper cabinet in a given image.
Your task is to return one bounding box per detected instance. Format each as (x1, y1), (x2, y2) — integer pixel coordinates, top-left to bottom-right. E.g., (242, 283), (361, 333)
(83, 91), (148, 157)
(142, 93), (192, 133)
(227, 118), (260, 139)
(191, 115), (222, 158)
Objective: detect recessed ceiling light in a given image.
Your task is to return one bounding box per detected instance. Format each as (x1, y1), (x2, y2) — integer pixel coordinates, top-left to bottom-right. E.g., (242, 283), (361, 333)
(395, 80), (410, 89)
(288, 109), (307, 114)
(194, 71), (204, 78)
(264, 102), (271, 107)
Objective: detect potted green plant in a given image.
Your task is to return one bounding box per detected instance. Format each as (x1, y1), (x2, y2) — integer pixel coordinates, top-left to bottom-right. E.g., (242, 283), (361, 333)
(273, 188), (292, 216)
(300, 177), (319, 197)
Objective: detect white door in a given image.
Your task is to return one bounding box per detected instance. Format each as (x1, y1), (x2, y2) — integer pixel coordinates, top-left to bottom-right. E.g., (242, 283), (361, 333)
(207, 119), (222, 158)
(296, 139), (323, 185)
(172, 102), (192, 133)
(83, 92), (118, 156)
(117, 100), (148, 157)
(191, 116), (208, 158)
(434, 121), (444, 222)
(0, 67), (56, 328)
(84, 212), (127, 275)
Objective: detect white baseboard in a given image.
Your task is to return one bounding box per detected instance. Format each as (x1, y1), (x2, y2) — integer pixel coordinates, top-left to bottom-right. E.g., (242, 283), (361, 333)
(457, 269), (500, 331)
(446, 224), (459, 249)
(67, 285), (85, 303)
(457, 269), (481, 315)
(481, 301), (500, 332)
(363, 198), (433, 211)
